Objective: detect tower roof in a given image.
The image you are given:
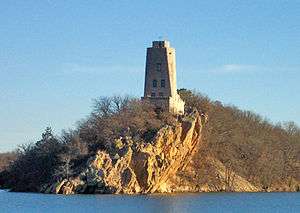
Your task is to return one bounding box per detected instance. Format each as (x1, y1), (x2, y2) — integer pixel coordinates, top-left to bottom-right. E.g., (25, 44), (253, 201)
(152, 40), (170, 48)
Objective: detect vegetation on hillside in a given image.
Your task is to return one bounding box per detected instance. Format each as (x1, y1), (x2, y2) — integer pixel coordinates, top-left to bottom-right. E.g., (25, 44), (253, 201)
(178, 89), (300, 191)
(0, 152), (17, 172)
(0, 90), (299, 192)
(0, 97), (175, 191)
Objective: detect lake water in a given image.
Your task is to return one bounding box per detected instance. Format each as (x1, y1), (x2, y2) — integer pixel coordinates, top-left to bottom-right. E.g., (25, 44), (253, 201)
(0, 190), (299, 213)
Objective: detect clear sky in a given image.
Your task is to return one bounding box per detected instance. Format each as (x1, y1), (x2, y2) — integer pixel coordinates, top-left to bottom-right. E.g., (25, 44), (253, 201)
(0, 0), (299, 152)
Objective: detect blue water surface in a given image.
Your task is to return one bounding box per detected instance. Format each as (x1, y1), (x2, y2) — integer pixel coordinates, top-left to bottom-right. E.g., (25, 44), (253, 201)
(0, 190), (299, 213)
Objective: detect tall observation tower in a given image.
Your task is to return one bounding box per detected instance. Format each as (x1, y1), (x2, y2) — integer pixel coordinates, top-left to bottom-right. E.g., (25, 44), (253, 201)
(142, 40), (185, 115)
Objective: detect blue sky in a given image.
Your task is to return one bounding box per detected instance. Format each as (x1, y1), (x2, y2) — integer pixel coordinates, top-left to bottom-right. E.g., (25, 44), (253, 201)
(0, 0), (299, 152)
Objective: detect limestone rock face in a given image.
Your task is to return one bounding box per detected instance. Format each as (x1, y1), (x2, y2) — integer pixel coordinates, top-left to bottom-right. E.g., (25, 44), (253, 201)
(43, 110), (204, 194)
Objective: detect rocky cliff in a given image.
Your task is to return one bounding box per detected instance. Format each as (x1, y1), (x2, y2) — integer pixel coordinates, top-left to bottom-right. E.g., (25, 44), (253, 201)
(42, 110), (206, 194)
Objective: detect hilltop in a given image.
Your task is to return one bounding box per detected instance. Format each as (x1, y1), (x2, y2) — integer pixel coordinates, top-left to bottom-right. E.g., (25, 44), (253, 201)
(0, 89), (299, 193)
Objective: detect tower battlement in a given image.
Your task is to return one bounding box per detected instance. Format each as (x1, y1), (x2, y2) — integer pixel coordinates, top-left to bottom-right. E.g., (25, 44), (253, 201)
(152, 40), (170, 48)
(142, 40), (185, 115)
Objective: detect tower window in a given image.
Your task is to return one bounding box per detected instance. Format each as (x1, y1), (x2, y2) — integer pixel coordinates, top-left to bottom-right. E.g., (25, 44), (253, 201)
(156, 63), (161, 72)
(152, 79), (157, 88)
(151, 92), (156, 97)
(161, 79), (165, 88)
(159, 92), (163, 97)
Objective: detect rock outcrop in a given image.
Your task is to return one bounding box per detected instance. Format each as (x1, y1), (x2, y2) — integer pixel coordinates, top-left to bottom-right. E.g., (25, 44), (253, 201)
(42, 110), (205, 194)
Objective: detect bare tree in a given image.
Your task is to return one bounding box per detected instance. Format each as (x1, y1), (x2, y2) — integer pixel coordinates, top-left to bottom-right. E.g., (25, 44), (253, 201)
(54, 153), (73, 180)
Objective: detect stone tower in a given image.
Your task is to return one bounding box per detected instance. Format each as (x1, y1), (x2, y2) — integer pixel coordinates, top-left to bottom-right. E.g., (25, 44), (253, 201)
(142, 40), (185, 115)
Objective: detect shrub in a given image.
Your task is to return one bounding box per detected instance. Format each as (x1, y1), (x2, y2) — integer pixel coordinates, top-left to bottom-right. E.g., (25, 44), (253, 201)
(178, 89), (300, 189)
